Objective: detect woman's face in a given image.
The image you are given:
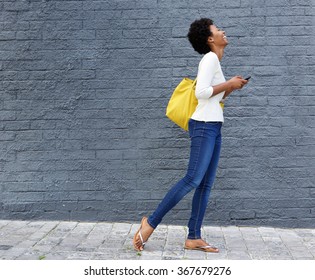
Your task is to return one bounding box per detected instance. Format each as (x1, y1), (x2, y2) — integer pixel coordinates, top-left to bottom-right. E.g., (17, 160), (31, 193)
(208, 25), (228, 47)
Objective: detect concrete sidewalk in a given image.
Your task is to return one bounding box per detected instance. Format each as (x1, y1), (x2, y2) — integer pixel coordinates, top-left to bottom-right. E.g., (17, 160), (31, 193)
(0, 219), (314, 260)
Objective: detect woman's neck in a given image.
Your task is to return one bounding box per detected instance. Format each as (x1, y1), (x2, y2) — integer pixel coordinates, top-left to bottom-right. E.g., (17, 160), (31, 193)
(210, 46), (224, 61)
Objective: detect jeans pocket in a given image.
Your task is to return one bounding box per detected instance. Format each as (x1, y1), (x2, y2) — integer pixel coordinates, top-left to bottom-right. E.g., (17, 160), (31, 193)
(188, 119), (196, 138)
(190, 121), (207, 138)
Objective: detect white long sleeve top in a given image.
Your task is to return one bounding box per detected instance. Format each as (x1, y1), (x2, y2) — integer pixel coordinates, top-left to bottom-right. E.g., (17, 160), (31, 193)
(191, 51), (226, 122)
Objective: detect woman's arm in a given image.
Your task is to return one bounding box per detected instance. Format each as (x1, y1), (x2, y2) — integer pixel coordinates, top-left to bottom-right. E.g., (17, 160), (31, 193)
(195, 53), (248, 99)
(222, 87), (233, 99)
(212, 76), (248, 98)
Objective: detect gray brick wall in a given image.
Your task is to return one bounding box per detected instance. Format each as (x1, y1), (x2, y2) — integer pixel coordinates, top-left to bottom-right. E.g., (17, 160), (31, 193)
(0, 0), (314, 228)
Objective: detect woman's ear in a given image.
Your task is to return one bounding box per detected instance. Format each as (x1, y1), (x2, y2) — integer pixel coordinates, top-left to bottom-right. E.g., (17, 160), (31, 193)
(207, 36), (214, 44)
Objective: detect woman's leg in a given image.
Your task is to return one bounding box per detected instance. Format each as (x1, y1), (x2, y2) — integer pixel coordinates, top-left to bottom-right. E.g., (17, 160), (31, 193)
(187, 130), (221, 240)
(133, 120), (221, 251)
(147, 120), (217, 229)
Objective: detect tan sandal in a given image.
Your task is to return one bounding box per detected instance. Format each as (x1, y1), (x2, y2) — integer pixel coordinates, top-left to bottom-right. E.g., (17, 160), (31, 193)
(133, 217), (148, 251)
(184, 240), (219, 253)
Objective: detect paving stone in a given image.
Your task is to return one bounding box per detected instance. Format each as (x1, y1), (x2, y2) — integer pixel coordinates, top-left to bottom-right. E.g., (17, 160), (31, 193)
(248, 250), (270, 260)
(242, 230), (264, 239)
(78, 238), (104, 249)
(101, 238), (126, 249)
(206, 252), (228, 260)
(162, 250), (185, 260)
(92, 223), (113, 232)
(144, 240), (166, 251)
(66, 252), (94, 260)
(221, 226), (242, 234)
(51, 222), (78, 235)
(14, 240), (38, 249)
(294, 229), (314, 237)
(165, 236), (185, 250)
(35, 237), (63, 247)
(0, 221), (10, 228)
(287, 246), (314, 259)
(5, 221), (29, 229)
(258, 227), (277, 233)
(283, 240), (305, 248)
(44, 252), (73, 260)
(262, 236), (283, 242)
(112, 222), (133, 233)
(70, 223), (95, 237)
(184, 249), (207, 260)
(244, 240), (268, 251)
(0, 220), (314, 260)
(279, 232), (301, 240)
(225, 238), (248, 250)
(92, 252), (119, 260)
(15, 251), (42, 260)
(268, 253), (293, 260)
(304, 241), (315, 251)
(28, 231), (54, 242)
(204, 229), (225, 241)
(116, 253), (142, 260)
(267, 246), (293, 259)
(32, 244), (55, 253)
(227, 250), (251, 260)
(239, 226), (259, 233)
(53, 244), (78, 252)
(205, 238), (225, 249)
(15, 224), (43, 235)
(0, 248), (28, 259)
(138, 251), (162, 260)
(0, 245), (13, 250)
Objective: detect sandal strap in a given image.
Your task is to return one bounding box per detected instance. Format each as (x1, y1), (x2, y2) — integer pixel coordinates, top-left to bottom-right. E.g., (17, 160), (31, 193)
(200, 245), (217, 249)
(139, 230), (146, 246)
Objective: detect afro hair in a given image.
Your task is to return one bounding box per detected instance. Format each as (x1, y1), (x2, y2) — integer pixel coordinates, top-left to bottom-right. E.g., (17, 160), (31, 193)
(187, 18), (213, 55)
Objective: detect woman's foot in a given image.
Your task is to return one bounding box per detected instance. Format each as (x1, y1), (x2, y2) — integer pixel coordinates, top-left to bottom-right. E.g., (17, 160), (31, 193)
(184, 238), (219, 253)
(133, 217), (154, 251)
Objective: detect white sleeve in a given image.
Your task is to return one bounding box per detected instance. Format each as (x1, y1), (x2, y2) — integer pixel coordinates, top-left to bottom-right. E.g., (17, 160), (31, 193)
(195, 53), (219, 99)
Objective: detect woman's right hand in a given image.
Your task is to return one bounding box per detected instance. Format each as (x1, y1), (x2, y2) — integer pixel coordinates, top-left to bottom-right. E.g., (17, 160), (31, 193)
(228, 76), (248, 90)
(212, 76), (248, 98)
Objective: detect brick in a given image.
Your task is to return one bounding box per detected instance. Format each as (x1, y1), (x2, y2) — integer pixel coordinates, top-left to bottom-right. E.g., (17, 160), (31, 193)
(240, 0), (267, 7)
(55, 1), (83, 11)
(3, 1), (29, 11)
(266, 15), (313, 26)
(82, 1), (115, 11)
(0, 31), (16, 40)
(0, 0), (314, 228)
(290, 0), (312, 5)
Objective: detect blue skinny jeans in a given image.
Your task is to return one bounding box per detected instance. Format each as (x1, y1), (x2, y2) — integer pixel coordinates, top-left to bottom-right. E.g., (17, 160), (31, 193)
(148, 119), (222, 239)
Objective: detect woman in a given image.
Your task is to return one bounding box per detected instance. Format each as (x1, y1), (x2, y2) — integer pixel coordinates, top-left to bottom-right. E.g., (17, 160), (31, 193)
(133, 18), (248, 253)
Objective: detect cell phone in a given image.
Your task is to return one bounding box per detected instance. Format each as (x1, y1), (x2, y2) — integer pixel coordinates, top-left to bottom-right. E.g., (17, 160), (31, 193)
(244, 76), (251, 80)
